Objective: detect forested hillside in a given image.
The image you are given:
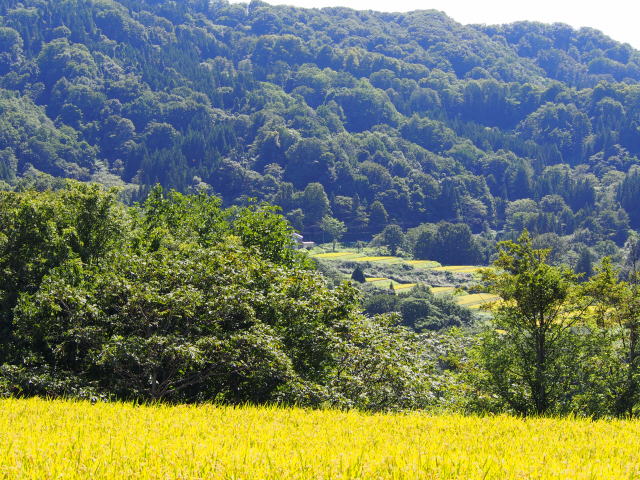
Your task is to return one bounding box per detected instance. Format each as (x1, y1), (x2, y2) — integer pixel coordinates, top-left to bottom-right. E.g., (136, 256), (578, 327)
(1, 0), (640, 259)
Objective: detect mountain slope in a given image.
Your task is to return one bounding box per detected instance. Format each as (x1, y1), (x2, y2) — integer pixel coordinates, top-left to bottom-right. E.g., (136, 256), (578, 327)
(0, 0), (639, 252)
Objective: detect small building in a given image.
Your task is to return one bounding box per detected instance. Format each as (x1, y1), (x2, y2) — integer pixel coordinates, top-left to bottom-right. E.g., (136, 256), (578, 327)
(291, 232), (315, 249)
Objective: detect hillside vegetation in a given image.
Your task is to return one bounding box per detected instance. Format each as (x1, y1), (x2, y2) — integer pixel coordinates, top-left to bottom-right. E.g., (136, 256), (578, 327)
(0, 0), (639, 262)
(3, 185), (640, 417)
(0, 183), (433, 409)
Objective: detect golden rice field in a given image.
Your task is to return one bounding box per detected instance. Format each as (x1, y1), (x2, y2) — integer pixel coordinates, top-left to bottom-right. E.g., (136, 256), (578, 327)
(312, 252), (358, 258)
(364, 277), (416, 290)
(311, 250), (498, 309)
(363, 278), (498, 307)
(456, 293), (502, 309)
(393, 282), (417, 290)
(431, 265), (483, 273)
(3, 398), (640, 480)
(354, 255), (398, 262)
(430, 286), (455, 294)
(311, 251), (428, 266)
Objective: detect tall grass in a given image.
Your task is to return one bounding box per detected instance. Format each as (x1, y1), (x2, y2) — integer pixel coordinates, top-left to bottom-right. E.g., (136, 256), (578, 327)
(1, 398), (640, 479)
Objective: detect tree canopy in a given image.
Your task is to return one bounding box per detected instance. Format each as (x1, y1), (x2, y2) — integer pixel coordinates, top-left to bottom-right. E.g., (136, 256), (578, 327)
(0, 182), (433, 410)
(0, 0), (638, 256)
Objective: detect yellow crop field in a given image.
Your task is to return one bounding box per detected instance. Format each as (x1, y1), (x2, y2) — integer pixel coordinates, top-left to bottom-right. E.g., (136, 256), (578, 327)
(393, 282), (417, 290)
(2, 398), (640, 479)
(431, 286), (455, 294)
(364, 277), (416, 290)
(432, 265), (482, 273)
(312, 252), (355, 258)
(354, 256), (397, 262)
(456, 293), (502, 309)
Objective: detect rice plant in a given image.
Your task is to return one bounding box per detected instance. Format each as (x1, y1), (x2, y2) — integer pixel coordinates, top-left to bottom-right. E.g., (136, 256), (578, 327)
(2, 398), (640, 479)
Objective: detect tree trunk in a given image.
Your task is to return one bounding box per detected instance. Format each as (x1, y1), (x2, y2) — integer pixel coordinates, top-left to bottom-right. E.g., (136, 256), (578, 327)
(533, 329), (547, 414)
(627, 323), (638, 416)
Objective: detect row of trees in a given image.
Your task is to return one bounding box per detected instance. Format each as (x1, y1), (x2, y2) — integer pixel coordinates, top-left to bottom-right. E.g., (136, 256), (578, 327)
(4, 183), (640, 417)
(462, 231), (640, 416)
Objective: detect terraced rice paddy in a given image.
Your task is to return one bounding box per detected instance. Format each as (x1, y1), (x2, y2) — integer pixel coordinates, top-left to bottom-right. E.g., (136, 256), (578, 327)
(393, 282), (417, 291)
(311, 250), (498, 309)
(430, 286), (456, 294)
(311, 251), (429, 266)
(3, 398), (640, 479)
(364, 277), (416, 291)
(431, 265), (483, 273)
(456, 293), (502, 309)
(405, 259), (441, 268)
(312, 252), (359, 258)
(354, 255), (399, 262)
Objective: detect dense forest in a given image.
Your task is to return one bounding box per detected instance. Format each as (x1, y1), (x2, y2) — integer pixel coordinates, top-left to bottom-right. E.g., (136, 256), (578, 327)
(4, 183), (640, 417)
(0, 183), (434, 408)
(0, 0), (639, 265)
(3, 0), (640, 417)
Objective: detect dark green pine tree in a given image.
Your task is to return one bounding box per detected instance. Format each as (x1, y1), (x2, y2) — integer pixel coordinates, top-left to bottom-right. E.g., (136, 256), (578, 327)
(351, 265), (366, 283)
(575, 248), (594, 281)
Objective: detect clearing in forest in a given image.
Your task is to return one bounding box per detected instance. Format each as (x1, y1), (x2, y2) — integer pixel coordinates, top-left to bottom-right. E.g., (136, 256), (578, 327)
(311, 248), (496, 307)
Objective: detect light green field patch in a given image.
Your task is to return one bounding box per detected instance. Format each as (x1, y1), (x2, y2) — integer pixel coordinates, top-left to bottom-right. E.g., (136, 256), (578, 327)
(405, 260), (441, 268)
